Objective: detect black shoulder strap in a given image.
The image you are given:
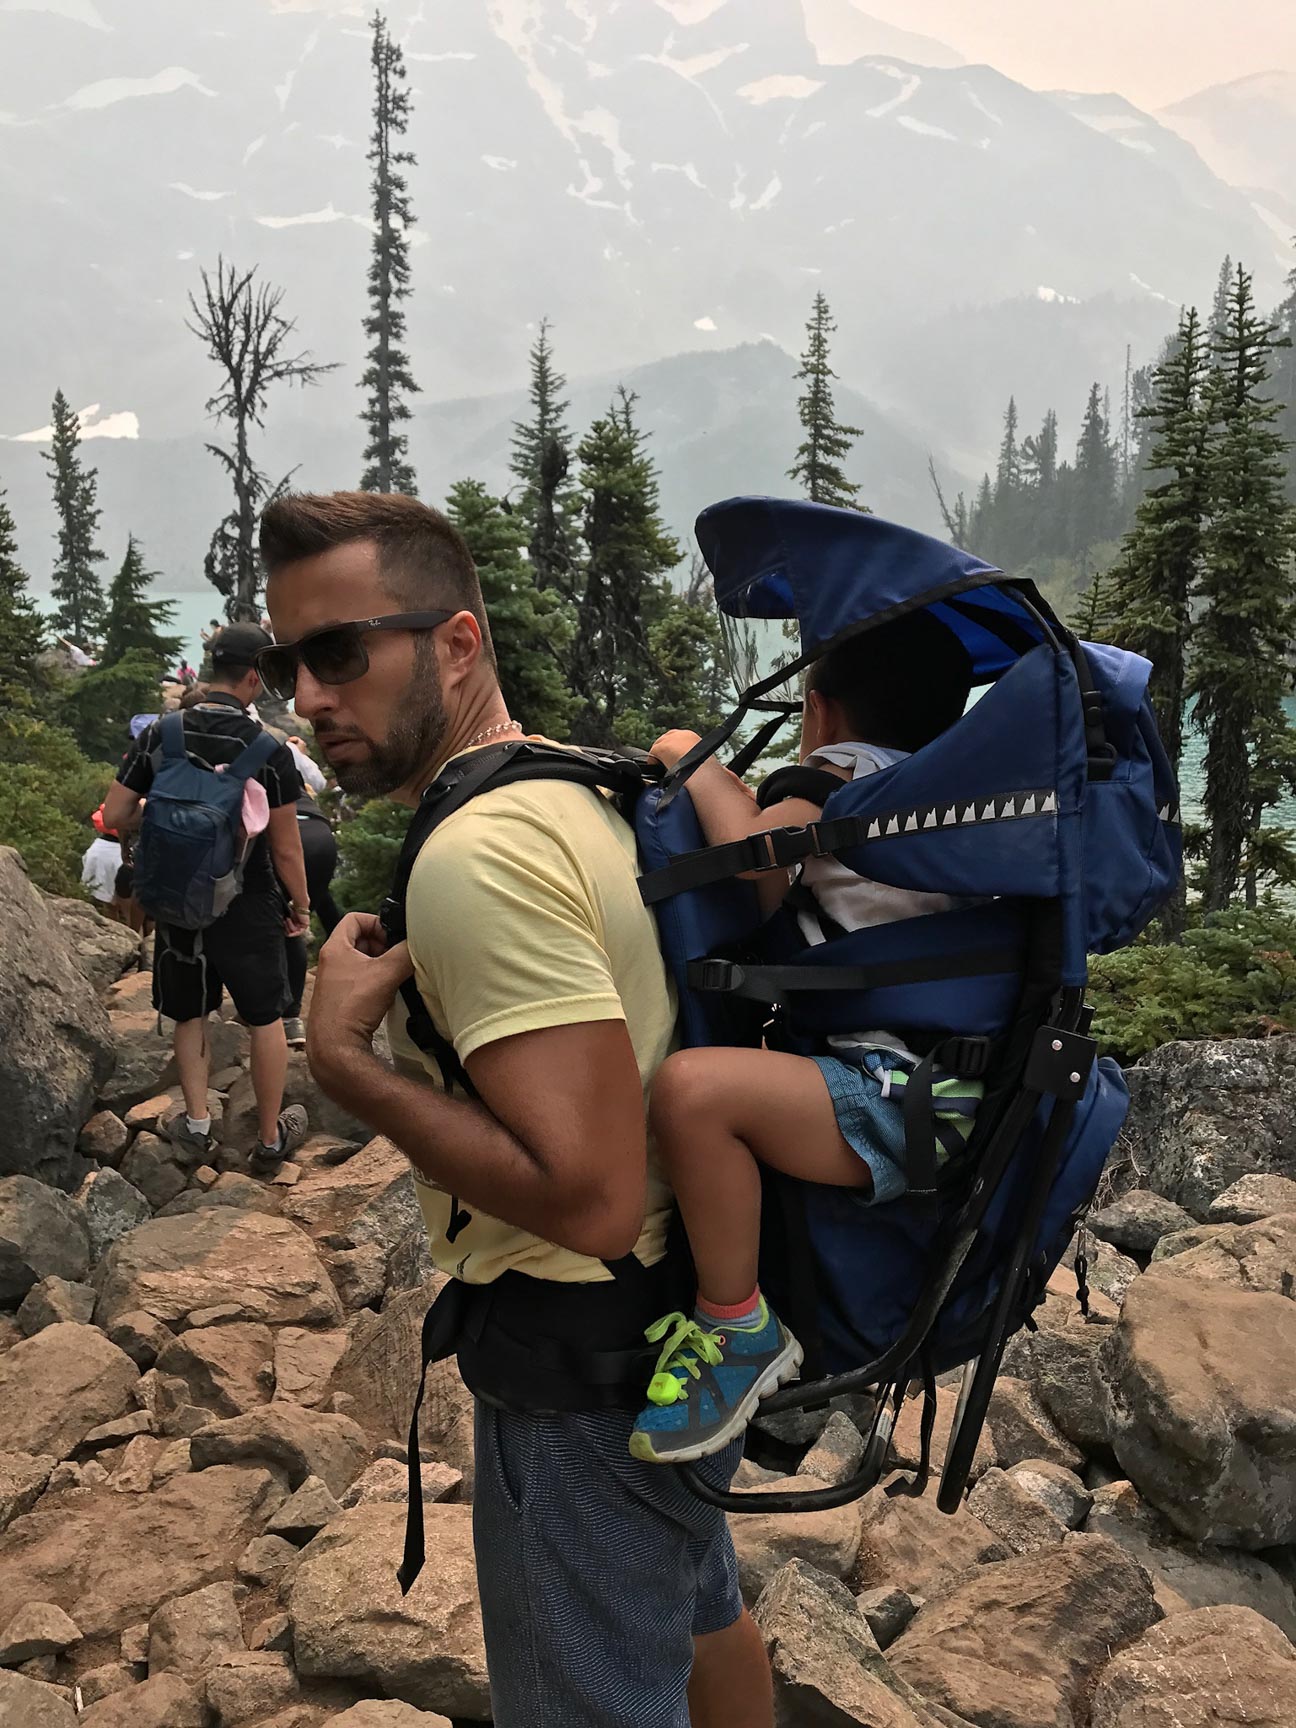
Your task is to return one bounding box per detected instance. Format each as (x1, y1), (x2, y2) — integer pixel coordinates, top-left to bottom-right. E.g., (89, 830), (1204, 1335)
(380, 740), (656, 1093)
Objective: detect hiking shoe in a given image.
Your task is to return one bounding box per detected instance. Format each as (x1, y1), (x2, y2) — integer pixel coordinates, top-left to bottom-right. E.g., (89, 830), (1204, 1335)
(160, 1105), (213, 1165)
(628, 1299), (803, 1465)
(284, 1017), (307, 1050)
(249, 1104), (309, 1177)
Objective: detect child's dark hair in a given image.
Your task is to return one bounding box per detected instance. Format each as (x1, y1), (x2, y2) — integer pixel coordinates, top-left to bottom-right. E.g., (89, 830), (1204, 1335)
(806, 608), (973, 753)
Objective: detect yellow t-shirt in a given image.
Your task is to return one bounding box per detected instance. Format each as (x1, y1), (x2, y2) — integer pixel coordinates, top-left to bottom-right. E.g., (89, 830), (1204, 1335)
(385, 761), (678, 1285)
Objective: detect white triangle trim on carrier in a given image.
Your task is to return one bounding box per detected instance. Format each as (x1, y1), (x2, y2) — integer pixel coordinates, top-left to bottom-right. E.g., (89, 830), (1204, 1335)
(859, 789), (1059, 842)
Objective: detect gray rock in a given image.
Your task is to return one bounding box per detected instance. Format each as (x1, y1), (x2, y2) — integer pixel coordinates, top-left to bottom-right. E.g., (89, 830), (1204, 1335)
(189, 1404), (368, 1497)
(966, 1466), (1070, 1555)
(855, 1470), (1010, 1600)
(78, 1113), (129, 1166)
(0, 1669), (78, 1727)
(1089, 1604), (1296, 1728)
(0, 1177), (91, 1307)
(118, 1136), (191, 1213)
(331, 1705), (453, 1728)
(79, 1411), (153, 1451)
(0, 1451), (56, 1534)
(105, 1310), (173, 1370)
(984, 1376), (1085, 1473)
(339, 1457), (462, 1510)
(728, 1474), (864, 1605)
(1088, 1188), (1195, 1253)
(0, 1323), (138, 1460)
(855, 1584), (922, 1649)
(999, 1324), (1115, 1456)
(288, 1502), (488, 1719)
(93, 1210), (344, 1331)
(1104, 1273), (1296, 1548)
(796, 1409), (865, 1486)
(16, 1276), (96, 1335)
(1208, 1172), (1296, 1225)
(202, 1650), (299, 1724)
(223, 1050), (368, 1151)
(75, 1663), (138, 1707)
(1060, 1232), (1140, 1304)
(156, 1175), (278, 1218)
(0, 848), (114, 1190)
(44, 896), (139, 991)
(147, 1581), (243, 1680)
(1147, 1210), (1296, 1296)
(264, 1474), (342, 1543)
(78, 1671), (212, 1728)
(384, 1229), (435, 1298)
(322, 1242), (387, 1313)
(0, 1601), (82, 1662)
(1006, 1459), (1093, 1529)
(236, 1535), (299, 1586)
(95, 1012), (177, 1118)
(752, 1560), (940, 1727)
(79, 1168), (153, 1263)
(1120, 1035), (1296, 1218)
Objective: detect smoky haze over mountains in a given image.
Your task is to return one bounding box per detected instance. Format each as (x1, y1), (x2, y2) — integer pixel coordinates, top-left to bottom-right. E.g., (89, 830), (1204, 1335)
(0, 0), (1290, 607)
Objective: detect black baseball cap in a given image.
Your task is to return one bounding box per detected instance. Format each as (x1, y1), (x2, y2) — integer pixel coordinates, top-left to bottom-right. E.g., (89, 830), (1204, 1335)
(211, 623), (273, 668)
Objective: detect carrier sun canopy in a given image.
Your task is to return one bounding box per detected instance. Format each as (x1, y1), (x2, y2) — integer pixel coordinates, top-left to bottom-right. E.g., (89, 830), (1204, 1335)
(697, 496), (1048, 680)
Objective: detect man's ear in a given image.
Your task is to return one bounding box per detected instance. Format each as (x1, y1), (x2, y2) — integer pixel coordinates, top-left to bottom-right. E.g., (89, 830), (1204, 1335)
(439, 611), (484, 687)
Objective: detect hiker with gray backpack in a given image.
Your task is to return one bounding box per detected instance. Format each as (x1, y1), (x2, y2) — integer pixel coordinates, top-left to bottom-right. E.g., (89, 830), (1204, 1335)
(102, 623), (313, 1175)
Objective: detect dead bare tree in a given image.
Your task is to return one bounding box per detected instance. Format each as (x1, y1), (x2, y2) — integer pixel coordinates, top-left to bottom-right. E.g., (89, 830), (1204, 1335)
(188, 260), (337, 621)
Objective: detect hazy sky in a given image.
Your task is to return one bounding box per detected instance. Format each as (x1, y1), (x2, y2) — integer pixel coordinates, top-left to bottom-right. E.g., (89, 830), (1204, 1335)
(854, 0), (1295, 109)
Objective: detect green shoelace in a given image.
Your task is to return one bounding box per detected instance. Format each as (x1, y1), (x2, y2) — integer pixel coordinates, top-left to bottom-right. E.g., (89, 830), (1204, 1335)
(643, 1311), (725, 1408)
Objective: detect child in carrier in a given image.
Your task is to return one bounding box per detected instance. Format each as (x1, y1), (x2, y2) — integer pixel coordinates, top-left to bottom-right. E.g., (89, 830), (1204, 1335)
(630, 608), (981, 1464)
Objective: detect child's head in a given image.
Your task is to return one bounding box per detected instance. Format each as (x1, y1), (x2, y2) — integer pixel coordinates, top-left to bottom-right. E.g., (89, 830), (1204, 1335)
(801, 608), (973, 758)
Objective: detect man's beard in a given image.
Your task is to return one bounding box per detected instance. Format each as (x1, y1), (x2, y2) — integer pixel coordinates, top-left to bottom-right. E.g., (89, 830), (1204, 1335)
(320, 638), (448, 797)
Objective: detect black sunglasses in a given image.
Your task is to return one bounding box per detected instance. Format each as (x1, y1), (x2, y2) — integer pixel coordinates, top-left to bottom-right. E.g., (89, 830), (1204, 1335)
(255, 610), (456, 701)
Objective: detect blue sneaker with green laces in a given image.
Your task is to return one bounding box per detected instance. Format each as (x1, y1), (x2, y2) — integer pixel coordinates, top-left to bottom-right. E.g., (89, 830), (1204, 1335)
(628, 1298), (803, 1464)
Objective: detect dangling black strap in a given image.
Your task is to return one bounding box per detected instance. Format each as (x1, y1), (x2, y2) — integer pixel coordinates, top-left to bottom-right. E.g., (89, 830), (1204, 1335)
(726, 706), (798, 780)
(913, 1352), (939, 1494)
(901, 1049), (941, 1197)
(397, 1280), (472, 1594)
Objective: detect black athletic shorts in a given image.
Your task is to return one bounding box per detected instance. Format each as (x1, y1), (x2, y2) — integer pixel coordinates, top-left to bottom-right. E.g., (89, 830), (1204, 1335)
(153, 891), (289, 1027)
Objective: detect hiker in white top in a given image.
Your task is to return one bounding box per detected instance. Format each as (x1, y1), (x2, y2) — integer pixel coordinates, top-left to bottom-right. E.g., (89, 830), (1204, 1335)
(81, 811), (123, 910)
(630, 608), (981, 1466)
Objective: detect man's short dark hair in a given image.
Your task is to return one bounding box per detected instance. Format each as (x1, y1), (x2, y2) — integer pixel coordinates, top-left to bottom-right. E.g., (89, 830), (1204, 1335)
(259, 491), (494, 664)
(806, 608), (973, 753)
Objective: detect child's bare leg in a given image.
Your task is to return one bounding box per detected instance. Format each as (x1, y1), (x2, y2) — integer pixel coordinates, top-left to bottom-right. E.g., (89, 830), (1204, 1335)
(650, 1046), (871, 1309)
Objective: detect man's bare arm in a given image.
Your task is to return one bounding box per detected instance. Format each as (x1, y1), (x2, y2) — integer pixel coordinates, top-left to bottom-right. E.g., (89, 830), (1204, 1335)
(307, 917), (648, 1261)
(102, 781), (142, 835)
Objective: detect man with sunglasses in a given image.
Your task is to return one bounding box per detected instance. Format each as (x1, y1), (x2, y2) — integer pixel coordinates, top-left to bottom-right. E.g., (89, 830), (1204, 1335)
(103, 623), (313, 1174)
(260, 492), (772, 1728)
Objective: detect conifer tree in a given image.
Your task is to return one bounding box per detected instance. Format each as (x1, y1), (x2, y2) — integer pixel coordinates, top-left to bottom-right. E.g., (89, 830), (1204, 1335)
(995, 397), (1021, 497)
(1069, 383), (1120, 551)
(788, 292), (866, 510)
(0, 484), (44, 697)
(1274, 249), (1296, 505)
(509, 318), (578, 593)
(571, 389), (681, 743)
(359, 11), (419, 495)
(1210, 254), (1234, 338)
(1110, 306), (1209, 785)
(1071, 565), (1120, 640)
(1021, 409), (1058, 491)
(445, 479), (574, 736)
(1192, 265), (1296, 911)
(102, 536), (182, 668)
(45, 390), (106, 646)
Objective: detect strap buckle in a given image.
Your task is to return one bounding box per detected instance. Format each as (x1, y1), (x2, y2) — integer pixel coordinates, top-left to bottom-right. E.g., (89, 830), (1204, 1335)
(688, 958), (744, 993)
(753, 825), (826, 870)
(937, 1035), (993, 1079)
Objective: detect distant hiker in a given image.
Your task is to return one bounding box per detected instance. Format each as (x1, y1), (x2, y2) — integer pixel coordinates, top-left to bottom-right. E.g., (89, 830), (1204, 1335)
(103, 622), (312, 1175)
(176, 658), (198, 688)
(282, 787), (343, 1049)
(262, 491), (771, 1728)
(200, 619), (221, 649)
(630, 613), (979, 1464)
(81, 807), (125, 922)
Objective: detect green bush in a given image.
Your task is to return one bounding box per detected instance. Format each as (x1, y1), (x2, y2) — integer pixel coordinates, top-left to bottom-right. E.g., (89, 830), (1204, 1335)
(57, 648), (163, 763)
(334, 798), (411, 915)
(1090, 902), (1296, 1062)
(0, 708), (113, 896)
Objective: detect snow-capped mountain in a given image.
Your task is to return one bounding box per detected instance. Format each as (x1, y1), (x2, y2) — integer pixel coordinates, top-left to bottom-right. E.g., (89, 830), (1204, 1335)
(0, 0), (1287, 597)
(1159, 71), (1296, 249)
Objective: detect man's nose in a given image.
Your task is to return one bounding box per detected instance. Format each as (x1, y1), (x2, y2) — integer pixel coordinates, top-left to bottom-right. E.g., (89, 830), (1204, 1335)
(292, 666), (337, 721)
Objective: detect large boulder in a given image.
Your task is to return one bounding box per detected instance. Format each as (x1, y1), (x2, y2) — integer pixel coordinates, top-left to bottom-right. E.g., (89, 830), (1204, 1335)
(0, 1464), (281, 1635)
(78, 1671), (211, 1728)
(0, 848), (115, 1190)
(280, 1136), (410, 1237)
(1120, 1036), (1296, 1217)
(752, 1559), (946, 1728)
(0, 1177), (91, 1305)
(727, 1475), (864, 1605)
(1086, 1478), (1296, 1639)
(44, 895), (139, 991)
(1089, 1604), (1296, 1728)
(1208, 1172), (1296, 1224)
(1104, 1274), (1296, 1547)
(999, 1323), (1114, 1457)
(1087, 1189), (1195, 1254)
(98, 1013), (246, 1119)
(889, 1532), (1161, 1728)
(0, 1669), (79, 1728)
(288, 1502), (489, 1719)
(77, 1167), (152, 1265)
(0, 1322), (138, 1459)
(855, 1473), (1011, 1599)
(0, 1451), (56, 1535)
(189, 1403), (369, 1497)
(155, 1323), (275, 1418)
(1146, 1210), (1296, 1295)
(94, 1209), (344, 1330)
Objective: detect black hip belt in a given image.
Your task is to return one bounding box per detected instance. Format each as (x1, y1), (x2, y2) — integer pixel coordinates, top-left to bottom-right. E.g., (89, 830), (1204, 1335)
(397, 1251), (690, 1593)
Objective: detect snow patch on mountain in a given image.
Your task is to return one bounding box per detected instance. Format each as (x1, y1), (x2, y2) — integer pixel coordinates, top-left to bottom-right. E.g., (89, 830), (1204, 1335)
(407, 49), (477, 61)
(8, 403), (138, 442)
(59, 67), (216, 109)
(750, 173), (782, 210)
(1130, 272), (1176, 306)
(652, 161), (706, 189)
(898, 114), (956, 142)
(1036, 285), (1079, 305)
(483, 153), (518, 170)
(738, 74), (824, 104)
(693, 315), (717, 331)
(963, 86), (1002, 127)
(646, 44), (747, 81)
(243, 135), (266, 164)
(255, 204), (364, 229)
(2, 0), (109, 27)
(169, 182), (233, 202)
(865, 66), (919, 120)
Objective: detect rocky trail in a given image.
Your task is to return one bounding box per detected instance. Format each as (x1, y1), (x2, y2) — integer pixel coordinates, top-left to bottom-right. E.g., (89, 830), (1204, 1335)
(1, 843), (1295, 1727)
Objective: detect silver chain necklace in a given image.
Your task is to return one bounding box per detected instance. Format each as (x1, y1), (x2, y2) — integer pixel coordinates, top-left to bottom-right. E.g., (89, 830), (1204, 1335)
(464, 719), (524, 749)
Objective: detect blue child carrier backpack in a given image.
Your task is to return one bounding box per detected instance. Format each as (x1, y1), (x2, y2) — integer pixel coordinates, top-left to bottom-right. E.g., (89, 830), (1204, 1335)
(383, 495), (1180, 1569)
(133, 710), (278, 930)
